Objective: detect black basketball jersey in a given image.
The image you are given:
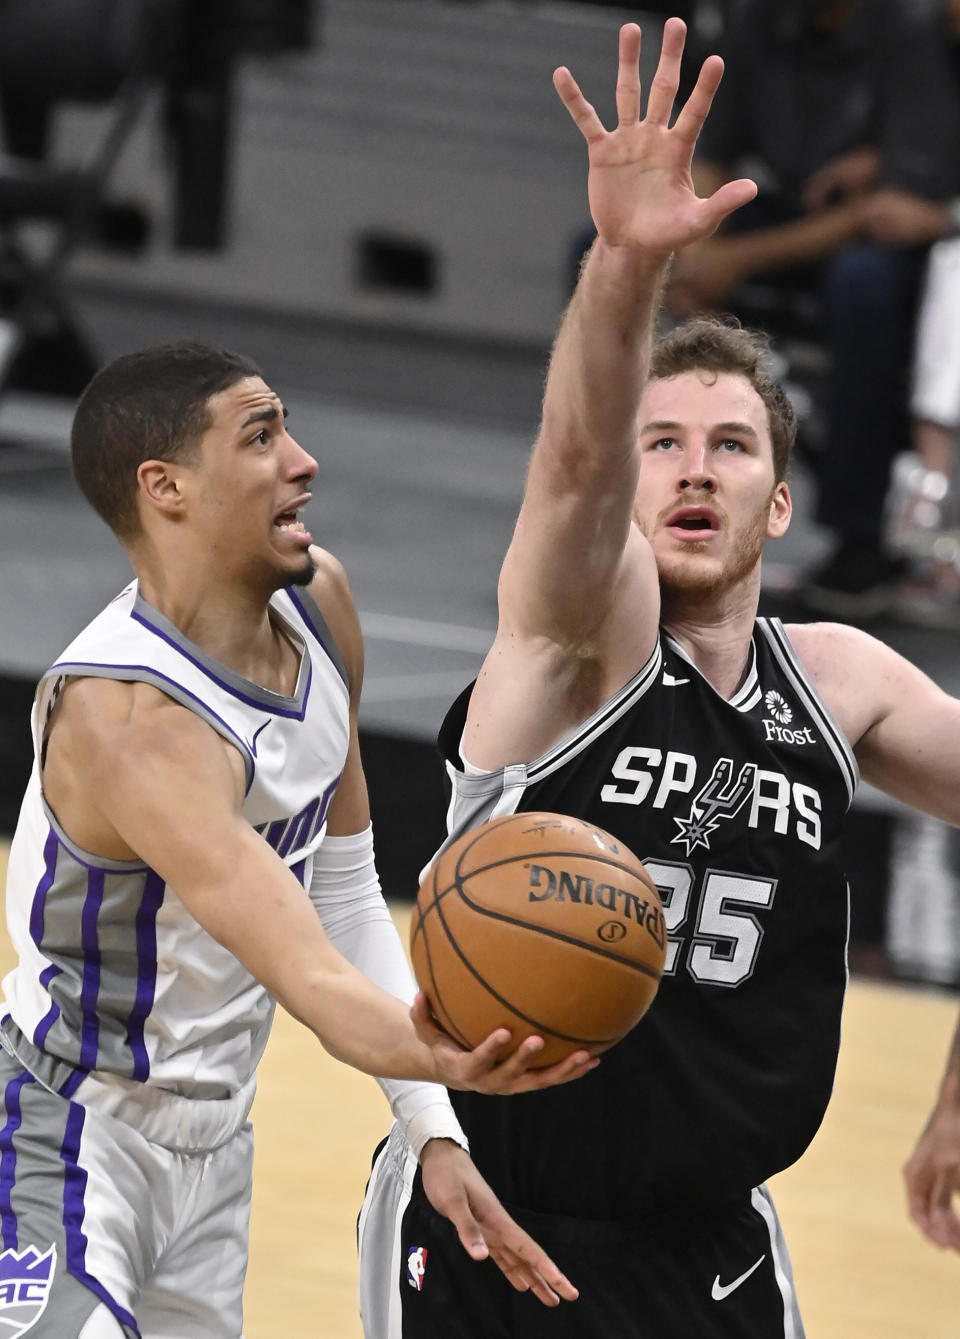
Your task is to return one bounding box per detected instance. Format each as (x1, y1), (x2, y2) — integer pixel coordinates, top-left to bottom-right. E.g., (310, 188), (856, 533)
(434, 618), (856, 1221)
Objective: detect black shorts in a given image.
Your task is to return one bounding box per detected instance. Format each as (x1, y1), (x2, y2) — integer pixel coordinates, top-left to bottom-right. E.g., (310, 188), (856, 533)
(358, 1125), (805, 1339)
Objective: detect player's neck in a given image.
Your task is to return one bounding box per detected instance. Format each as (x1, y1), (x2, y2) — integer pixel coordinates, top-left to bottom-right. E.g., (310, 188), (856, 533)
(135, 570), (299, 695)
(661, 585), (760, 700)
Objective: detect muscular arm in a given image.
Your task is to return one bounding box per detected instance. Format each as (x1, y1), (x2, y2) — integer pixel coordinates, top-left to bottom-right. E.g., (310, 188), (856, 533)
(790, 619), (960, 1251)
(39, 657), (591, 1095)
(789, 621), (960, 822)
(465, 20), (756, 769)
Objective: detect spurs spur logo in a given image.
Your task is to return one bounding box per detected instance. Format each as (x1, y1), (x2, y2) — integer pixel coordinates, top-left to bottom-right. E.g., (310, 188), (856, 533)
(671, 758), (758, 855)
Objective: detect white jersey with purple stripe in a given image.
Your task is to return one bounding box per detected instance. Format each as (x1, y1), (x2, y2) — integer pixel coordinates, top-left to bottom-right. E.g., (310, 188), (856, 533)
(0, 580), (348, 1149)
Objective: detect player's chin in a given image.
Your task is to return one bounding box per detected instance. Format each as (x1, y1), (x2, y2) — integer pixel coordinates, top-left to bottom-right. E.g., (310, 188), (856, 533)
(657, 552), (724, 592)
(287, 551), (317, 588)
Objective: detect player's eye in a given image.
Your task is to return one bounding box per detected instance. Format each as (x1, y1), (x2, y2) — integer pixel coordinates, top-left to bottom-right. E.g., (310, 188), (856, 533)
(717, 438), (743, 452)
(650, 437), (676, 451)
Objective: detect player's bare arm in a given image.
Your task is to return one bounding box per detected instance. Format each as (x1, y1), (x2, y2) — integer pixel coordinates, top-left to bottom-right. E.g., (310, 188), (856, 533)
(903, 1015), (960, 1254)
(303, 545), (373, 837)
(788, 620), (960, 822)
(465, 19), (757, 771)
(40, 674), (593, 1095)
(790, 618), (960, 1253)
(287, 548), (585, 1301)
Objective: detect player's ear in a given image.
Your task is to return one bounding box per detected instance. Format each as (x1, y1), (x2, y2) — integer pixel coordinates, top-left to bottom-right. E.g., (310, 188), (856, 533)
(767, 481), (791, 538)
(137, 460), (188, 520)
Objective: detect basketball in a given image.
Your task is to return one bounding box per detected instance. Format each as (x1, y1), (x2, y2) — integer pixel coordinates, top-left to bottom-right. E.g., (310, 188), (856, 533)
(410, 811), (667, 1067)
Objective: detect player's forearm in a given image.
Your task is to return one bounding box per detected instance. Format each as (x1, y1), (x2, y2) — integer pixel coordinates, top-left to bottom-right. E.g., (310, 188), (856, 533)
(539, 238), (667, 472)
(285, 961), (439, 1081)
(932, 1012), (960, 1111)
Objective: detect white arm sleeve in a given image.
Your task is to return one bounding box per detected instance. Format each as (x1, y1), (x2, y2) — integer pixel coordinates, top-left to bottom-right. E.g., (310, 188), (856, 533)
(308, 824), (467, 1158)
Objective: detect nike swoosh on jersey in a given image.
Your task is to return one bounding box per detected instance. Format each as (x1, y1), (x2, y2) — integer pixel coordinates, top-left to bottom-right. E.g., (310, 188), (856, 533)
(711, 1254), (766, 1301)
(662, 672), (690, 686)
(249, 720), (272, 756)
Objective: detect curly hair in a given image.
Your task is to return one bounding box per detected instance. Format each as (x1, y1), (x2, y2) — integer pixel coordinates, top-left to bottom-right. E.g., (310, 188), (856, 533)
(650, 317), (796, 482)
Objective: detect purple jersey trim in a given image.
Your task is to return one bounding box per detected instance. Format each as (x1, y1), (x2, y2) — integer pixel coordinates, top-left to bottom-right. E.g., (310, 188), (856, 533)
(28, 828), (58, 951)
(60, 1103), (141, 1337)
(285, 588), (349, 688)
(0, 1069), (34, 1249)
(32, 964), (62, 1052)
(46, 661), (257, 795)
(130, 607), (312, 720)
(127, 871), (166, 1082)
(78, 870), (104, 1072)
(58, 1067), (87, 1101)
(40, 807), (147, 875)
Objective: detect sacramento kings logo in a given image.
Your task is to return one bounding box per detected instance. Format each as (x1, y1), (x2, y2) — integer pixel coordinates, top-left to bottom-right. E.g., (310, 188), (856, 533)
(0, 1244), (56, 1335)
(763, 690), (792, 724)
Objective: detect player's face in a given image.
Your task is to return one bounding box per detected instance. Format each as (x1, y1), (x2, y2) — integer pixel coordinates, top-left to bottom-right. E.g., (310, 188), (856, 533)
(191, 376), (319, 588)
(633, 370), (791, 599)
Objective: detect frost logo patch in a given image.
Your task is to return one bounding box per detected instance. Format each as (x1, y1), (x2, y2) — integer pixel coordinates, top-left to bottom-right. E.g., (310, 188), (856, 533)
(0, 1244), (56, 1334)
(763, 690), (792, 724)
(407, 1245), (428, 1291)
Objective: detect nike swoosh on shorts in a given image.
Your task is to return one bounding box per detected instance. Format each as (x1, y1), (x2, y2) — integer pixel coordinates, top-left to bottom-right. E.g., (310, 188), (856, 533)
(711, 1254), (766, 1301)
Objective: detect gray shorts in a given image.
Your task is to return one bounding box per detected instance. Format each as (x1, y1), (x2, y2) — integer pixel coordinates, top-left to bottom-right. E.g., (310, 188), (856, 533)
(0, 1049), (253, 1338)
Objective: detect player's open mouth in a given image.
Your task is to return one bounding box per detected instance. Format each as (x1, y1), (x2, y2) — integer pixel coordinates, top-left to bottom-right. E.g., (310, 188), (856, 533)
(664, 505), (719, 538)
(273, 501), (312, 545)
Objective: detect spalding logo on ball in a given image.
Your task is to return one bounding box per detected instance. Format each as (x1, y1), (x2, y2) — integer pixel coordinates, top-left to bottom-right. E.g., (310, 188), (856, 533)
(410, 811), (667, 1066)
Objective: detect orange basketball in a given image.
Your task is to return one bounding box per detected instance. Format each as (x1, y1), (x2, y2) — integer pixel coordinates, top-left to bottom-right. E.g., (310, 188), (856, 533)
(410, 811), (666, 1067)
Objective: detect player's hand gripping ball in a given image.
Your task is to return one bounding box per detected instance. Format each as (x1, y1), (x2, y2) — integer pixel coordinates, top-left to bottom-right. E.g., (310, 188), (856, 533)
(410, 811), (667, 1066)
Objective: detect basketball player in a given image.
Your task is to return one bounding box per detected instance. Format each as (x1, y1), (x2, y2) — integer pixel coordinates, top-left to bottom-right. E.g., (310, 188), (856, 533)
(0, 343), (598, 1336)
(358, 18), (960, 1337)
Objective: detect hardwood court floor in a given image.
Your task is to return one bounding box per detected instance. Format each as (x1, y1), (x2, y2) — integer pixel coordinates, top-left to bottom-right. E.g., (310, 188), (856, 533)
(0, 845), (956, 1337)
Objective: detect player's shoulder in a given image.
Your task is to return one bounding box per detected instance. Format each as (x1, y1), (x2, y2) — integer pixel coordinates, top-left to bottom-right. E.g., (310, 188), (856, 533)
(49, 674), (218, 774)
(306, 544), (351, 598)
(304, 545), (363, 691)
(782, 617), (922, 741)
(783, 617), (907, 672)
(783, 617), (879, 662)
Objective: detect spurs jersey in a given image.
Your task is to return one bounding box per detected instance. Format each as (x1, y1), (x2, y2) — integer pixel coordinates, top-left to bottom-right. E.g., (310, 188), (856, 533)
(0, 581), (348, 1147)
(437, 618), (856, 1218)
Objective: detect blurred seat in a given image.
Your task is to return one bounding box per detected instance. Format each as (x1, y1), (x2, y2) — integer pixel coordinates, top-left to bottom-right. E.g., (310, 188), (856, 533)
(0, 0), (186, 401)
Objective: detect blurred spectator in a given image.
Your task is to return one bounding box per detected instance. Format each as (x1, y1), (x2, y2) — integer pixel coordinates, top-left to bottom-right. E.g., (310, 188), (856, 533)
(880, 0), (960, 622)
(667, 0), (960, 617)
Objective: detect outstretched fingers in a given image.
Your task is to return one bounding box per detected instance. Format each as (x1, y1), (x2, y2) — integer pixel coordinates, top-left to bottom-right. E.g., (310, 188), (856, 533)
(671, 51), (725, 145)
(644, 16), (686, 127)
(553, 65), (606, 144)
(703, 175), (759, 230)
(615, 22), (642, 126)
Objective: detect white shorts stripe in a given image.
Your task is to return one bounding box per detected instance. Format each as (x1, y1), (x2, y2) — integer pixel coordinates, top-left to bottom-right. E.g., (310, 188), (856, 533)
(750, 1184), (805, 1339)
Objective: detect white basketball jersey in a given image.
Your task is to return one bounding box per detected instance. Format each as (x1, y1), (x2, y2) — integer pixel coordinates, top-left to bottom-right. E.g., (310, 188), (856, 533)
(0, 580), (349, 1148)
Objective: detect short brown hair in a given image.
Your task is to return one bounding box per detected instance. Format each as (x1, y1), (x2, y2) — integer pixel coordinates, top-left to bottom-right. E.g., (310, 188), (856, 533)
(650, 317), (796, 482)
(71, 341), (262, 539)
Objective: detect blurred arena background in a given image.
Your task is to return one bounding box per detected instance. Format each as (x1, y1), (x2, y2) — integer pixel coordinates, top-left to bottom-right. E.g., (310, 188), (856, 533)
(0, 2), (957, 1334)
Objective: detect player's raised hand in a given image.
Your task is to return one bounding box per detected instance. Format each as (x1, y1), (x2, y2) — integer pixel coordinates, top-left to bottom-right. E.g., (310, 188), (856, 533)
(411, 992), (599, 1094)
(419, 1140), (579, 1304)
(554, 18), (756, 258)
